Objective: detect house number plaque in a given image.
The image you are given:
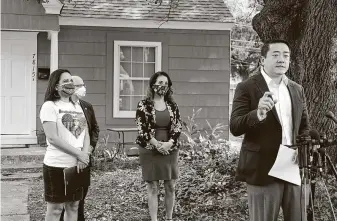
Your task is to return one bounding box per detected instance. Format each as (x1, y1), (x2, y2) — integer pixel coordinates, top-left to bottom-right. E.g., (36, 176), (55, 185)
(32, 54), (36, 81)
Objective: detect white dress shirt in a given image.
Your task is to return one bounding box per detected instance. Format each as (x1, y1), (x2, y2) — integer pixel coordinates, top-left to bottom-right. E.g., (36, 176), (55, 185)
(260, 69), (293, 145)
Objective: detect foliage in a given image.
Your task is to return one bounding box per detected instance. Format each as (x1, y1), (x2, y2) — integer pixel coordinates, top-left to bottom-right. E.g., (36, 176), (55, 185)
(179, 108), (235, 161)
(227, 0), (263, 80)
(28, 108), (337, 220)
(312, 175), (337, 221)
(27, 161), (337, 221)
(91, 133), (130, 170)
(174, 154), (248, 220)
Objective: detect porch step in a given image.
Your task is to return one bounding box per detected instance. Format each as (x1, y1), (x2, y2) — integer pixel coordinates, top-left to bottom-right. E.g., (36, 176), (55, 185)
(1, 215), (30, 221)
(1, 172), (42, 181)
(1, 163), (43, 174)
(1, 144), (28, 148)
(1, 146), (45, 165)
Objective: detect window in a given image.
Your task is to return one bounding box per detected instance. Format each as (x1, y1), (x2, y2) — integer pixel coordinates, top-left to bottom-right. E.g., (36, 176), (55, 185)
(113, 41), (162, 118)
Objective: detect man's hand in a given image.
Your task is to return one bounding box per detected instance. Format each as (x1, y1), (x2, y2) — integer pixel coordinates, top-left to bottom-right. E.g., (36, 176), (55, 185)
(257, 92), (277, 120)
(77, 161), (87, 173)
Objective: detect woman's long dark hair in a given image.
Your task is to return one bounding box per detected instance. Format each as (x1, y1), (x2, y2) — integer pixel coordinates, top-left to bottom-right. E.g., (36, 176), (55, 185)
(146, 71), (175, 103)
(44, 69), (71, 102)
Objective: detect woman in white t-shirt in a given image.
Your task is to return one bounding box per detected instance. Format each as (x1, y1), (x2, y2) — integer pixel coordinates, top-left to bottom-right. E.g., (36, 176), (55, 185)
(40, 69), (90, 221)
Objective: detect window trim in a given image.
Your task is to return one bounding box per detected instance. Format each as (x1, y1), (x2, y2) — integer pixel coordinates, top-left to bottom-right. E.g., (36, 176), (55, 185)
(113, 40), (162, 118)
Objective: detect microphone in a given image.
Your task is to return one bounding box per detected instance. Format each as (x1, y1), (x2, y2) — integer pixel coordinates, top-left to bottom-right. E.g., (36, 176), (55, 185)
(308, 129), (321, 172)
(286, 129), (337, 147)
(325, 111), (337, 124)
(309, 129), (320, 142)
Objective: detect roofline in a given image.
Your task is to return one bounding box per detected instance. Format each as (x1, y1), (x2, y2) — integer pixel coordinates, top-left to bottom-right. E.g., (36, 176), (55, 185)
(59, 17), (234, 31)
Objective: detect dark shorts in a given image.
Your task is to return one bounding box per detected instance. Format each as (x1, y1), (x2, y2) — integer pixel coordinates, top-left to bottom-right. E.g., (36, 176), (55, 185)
(43, 164), (89, 203)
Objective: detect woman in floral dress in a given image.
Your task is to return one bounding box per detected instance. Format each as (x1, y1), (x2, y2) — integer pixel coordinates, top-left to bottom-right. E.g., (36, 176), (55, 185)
(135, 71), (182, 221)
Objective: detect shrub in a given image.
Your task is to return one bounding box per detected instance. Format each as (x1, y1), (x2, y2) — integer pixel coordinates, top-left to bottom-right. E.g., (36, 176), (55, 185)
(179, 108), (236, 161)
(91, 133), (138, 171)
(173, 108), (247, 220)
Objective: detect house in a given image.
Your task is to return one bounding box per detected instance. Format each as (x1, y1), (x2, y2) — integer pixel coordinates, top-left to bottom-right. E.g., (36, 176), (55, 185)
(1, 0), (235, 148)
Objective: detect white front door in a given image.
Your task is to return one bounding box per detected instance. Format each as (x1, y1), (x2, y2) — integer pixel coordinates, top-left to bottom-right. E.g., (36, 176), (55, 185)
(1, 31), (38, 146)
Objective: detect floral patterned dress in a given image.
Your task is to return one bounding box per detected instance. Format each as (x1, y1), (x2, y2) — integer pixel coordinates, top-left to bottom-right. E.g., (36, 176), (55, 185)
(135, 98), (182, 181)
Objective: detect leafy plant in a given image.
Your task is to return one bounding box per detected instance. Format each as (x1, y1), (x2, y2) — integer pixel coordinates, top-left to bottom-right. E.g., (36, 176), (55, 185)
(179, 108), (232, 161)
(91, 133), (135, 171)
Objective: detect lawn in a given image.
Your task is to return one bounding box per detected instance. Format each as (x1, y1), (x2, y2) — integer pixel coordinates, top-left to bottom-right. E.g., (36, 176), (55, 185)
(28, 148), (337, 221)
(28, 157), (249, 221)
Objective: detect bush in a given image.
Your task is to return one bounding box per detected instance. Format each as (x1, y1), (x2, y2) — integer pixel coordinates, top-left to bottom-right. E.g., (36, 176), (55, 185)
(91, 133), (138, 171)
(174, 154), (248, 220)
(170, 108), (247, 220)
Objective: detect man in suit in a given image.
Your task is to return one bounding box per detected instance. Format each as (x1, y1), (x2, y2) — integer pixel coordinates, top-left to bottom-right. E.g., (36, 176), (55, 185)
(230, 39), (311, 221)
(60, 76), (100, 221)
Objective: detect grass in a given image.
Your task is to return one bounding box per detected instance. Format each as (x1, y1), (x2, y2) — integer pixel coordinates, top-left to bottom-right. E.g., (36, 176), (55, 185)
(28, 158), (150, 221)
(28, 155), (337, 221)
(28, 158), (182, 221)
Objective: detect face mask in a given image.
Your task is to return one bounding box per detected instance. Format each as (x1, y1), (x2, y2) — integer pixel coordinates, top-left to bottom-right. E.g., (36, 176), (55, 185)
(75, 86), (86, 98)
(59, 82), (75, 97)
(153, 85), (168, 96)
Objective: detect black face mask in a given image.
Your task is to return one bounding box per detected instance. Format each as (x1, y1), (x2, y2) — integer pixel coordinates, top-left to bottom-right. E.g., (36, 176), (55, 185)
(153, 85), (168, 96)
(58, 82), (75, 97)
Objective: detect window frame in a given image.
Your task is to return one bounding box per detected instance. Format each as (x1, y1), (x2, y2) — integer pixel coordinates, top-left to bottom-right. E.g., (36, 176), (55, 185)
(113, 40), (162, 118)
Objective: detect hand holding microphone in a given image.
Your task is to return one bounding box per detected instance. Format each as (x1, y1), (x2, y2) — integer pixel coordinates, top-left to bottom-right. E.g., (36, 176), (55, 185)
(257, 92), (278, 120)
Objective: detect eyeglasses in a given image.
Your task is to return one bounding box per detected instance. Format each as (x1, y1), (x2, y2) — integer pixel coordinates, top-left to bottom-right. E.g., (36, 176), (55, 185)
(74, 84), (86, 88)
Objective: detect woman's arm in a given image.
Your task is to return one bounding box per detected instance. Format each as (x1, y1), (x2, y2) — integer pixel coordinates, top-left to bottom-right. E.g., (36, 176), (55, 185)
(43, 121), (83, 158)
(43, 121), (89, 164)
(135, 100), (158, 146)
(78, 127), (91, 170)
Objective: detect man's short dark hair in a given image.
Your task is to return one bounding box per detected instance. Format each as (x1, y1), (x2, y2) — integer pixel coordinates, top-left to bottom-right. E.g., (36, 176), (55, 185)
(261, 40), (291, 57)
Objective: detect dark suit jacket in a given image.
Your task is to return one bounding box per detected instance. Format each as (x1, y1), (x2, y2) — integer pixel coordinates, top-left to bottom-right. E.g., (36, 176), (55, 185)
(79, 99), (100, 151)
(230, 73), (310, 186)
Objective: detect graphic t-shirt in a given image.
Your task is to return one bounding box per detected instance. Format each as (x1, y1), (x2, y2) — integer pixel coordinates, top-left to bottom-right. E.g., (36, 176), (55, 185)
(40, 100), (87, 167)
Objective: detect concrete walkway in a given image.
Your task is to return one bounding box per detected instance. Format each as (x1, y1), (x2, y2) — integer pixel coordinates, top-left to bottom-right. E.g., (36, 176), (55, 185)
(1, 181), (30, 221)
(1, 146), (46, 221)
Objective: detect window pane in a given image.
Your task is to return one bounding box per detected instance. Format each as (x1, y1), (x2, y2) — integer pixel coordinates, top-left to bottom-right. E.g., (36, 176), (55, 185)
(144, 63), (155, 78)
(133, 80), (143, 95)
(143, 80), (149, 94)
(132, 96), (143, 110)
(120, 79), (134, 95)
(120, 46), (131, 62)
(132, 47), (143, 62)
(144, 47), (155, 62)
(132, 63), (143, 78)
(120, 62), (131, 78)
(120, 96), (131, 111)
(120, 96), (144, 111)
(115, 43), (161, 116)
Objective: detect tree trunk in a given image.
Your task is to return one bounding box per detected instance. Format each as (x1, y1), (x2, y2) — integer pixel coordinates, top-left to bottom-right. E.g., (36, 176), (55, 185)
(252, 0), (337, 160)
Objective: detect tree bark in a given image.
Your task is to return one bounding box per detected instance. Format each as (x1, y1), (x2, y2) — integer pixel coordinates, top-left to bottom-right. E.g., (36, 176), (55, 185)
(252, 0), (337, 159)
(253, 2), (337, 129)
